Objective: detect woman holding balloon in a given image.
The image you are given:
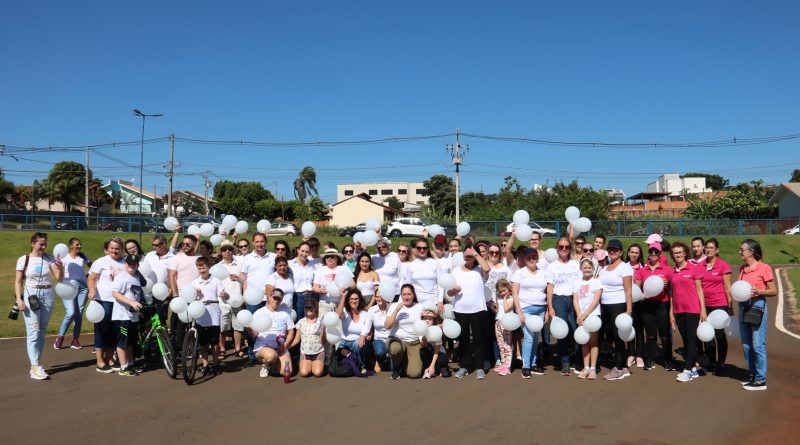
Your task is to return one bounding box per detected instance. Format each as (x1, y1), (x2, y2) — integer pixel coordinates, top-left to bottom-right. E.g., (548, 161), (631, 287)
(511, 248), (549, 379)
(597, 239), (634, 381)
(635, 242), (674, 371)
(448, 246), (490, 380)
(88, 237), (125, 373)
(384, 284), (424, 380)
(546, 236), (581, 376)
(698, 238), (733, 376)
(735, 239), (776, 391)
(668, 242), (707, 383)
(573, 258), (602, 379)
(403, 238), (444, 309)
(54, 237), (91, 350)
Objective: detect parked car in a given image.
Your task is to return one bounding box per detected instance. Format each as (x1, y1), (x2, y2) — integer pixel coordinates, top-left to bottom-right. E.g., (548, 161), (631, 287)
(386, 218), (456, 238)
(181, 216), (222, 231)
(339, 224), (367, 237)
(53, 217), (88, 231)
(501, 222), (557, 238)
(784, 224), (799, 235)
(267, 222), (297, 236)
(101, 218), (164, 233)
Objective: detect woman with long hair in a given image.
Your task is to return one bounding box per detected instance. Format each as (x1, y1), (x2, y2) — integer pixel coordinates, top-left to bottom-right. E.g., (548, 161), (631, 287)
(597, 239), (634, 381)
(698, 238), (733, 376)
(625, 243), (645, 369)
(354, 252), (380, 307)
(403, 238), (443, 309)
(384, 284), (424, 380)
(669, 242), (707, 383)
(54, 237), (91, 350)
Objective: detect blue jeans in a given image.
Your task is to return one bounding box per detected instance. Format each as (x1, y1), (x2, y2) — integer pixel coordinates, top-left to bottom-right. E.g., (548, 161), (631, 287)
(246, 301), (266, 362)
(339, 339), (370, 370)
(552, 294), (577, 367)
(58, 281), (88, 337)
(372, 339), (392, 370)
(739, 298), (768, 383)
(521, 305), (547, 369)
(23, 288), (55, 366)
(294, 292), (318, 324)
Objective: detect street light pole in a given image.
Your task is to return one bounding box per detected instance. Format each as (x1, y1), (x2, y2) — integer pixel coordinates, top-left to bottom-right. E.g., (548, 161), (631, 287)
(132, 109), (163, 243)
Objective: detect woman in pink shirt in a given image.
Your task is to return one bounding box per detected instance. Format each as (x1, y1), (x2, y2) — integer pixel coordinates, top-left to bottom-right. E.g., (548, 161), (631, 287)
(634, 242), (674, 371)
(668, 242), (707, 383)
(698, 238), (732, 376)
(625, 243), (645, 369)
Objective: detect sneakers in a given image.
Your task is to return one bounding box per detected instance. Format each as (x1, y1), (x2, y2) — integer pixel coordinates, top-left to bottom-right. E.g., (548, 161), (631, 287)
(627, 356), (635, 367)
(30, 366), (49, 380)
(676, 370), (693, 382)
(111, 362), (121, 372)
(422, 369), (433, 379)
(439, 367), (451, 378)
(741, 377), (755, 386)
(578, 368), (590, 379)
(476, 369), (486, 380)
(604, 367), (625, 381)
(494, 359), (502, 368)
(455, 368), (468, 379)
(561, 364), (571, 376)
(664, 361), (676, 372)
(259, 366), (269, 378)
(53, 336), (64, 350)
(521, 368), (532, 379)
(118, 368), (138, 377)
(743, 381), (767, 391)
(497, 367), (511, 376)
(531, 366), (547, 376)
(636, 357), (645, 368)
(96, 365), (113, 373)
(70, 338), (82, 350)
(390, 370), (401, 380)
(690, 368), (700, 380)
(643, 361), (656, 371)
(588, 369), (597, 380)
(621, 367), (631, 377)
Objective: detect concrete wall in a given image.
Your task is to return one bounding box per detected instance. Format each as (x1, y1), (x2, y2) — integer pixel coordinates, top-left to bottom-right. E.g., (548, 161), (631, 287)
(330, 198), (388, 227)
(336, 182), (428, 205)
(777, 193), (800, 218)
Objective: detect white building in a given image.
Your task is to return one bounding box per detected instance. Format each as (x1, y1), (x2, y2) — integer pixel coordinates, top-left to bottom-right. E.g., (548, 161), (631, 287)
(336, 182), (428, 212)
(646, 174), (710, 196)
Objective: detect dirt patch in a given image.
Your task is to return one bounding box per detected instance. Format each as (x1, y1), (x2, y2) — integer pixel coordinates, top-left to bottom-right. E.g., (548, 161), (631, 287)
(779, 267), (800, 334)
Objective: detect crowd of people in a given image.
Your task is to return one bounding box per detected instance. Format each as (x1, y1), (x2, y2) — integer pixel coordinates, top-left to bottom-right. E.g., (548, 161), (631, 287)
(14, 224), (776, 390)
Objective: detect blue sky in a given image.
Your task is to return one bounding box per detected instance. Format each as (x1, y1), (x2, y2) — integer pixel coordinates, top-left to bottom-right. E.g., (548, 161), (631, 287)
(1, 0), (798, 204)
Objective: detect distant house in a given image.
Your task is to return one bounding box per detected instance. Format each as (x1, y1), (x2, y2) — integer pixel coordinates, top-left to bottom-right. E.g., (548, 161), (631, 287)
(102, 179), (163, 214)
(647, 174), (711, 196)
(170, 190), (217, 216)
(609, 191), (726, 218)
(769, 183), (800, 218)
(330, 193), (407, 227)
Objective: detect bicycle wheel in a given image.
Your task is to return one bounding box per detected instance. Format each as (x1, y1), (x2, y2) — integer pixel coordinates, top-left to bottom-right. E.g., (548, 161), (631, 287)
(181, 328), (199, 384)
(156, 328), (177, 379)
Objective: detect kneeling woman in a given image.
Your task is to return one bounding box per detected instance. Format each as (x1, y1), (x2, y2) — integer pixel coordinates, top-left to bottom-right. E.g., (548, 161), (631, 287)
(250, 289), (295, 378)
(384, 284), (424, 380)
(289, 299), (325, 378)
(337, 288), (373, 373)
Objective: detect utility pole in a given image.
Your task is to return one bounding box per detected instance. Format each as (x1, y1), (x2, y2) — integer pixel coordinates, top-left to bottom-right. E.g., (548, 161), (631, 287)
(168, 133), (175, 217)
(85, 145), (90, 219)
(203, 171), (210, 216)
(446, 128), (469, 224)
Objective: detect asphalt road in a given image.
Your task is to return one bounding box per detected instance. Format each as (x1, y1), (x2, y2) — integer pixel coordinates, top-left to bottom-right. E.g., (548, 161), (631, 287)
(3, 297), (799, 445)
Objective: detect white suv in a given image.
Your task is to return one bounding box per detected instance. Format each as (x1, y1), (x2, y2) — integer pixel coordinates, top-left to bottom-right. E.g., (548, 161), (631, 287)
(503, 222), (557, 237)
(784, 224), (799, 235)
(387, 218), (427, 237)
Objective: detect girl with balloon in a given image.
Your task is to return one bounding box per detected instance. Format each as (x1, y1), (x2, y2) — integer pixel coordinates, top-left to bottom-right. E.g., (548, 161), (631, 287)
(668, 242), (707, 383)
(546, 236), (581, 376)
(572, 258), (602, 380)
(88, 237), (125, 373)
(288, 298), (326, 378)
(419, 308), (449, 379)
(698, 238), (733, 376)
(54, 237), (92, 351)
(635, 242), (674, 371)
(492, 279), (515, 376)
(15, 232), (64, 380)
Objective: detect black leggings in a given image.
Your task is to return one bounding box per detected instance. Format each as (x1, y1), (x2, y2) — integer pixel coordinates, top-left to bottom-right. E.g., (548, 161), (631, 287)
(601, 303), (628, 370)
(641, 299), (672, 365)
(703, 305), (729, 366)
(674, 312), (700, 371)
(627, 300), (645, 358)
(454, 311), (486, 372)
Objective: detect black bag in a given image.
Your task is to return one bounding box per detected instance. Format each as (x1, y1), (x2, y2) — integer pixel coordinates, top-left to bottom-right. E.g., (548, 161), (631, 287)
(742, 305), (764, 326)
(328, 348), (356, 377)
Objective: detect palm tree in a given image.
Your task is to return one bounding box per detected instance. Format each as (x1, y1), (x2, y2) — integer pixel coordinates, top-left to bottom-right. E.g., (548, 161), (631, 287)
(293, 166), (318, 203)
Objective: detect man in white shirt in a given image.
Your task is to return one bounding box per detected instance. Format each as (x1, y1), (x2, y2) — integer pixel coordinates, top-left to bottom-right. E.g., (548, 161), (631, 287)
(239, 232), (276, 364)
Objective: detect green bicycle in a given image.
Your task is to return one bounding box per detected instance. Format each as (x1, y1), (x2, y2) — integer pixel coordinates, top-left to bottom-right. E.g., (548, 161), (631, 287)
(135, 304), (177, 379)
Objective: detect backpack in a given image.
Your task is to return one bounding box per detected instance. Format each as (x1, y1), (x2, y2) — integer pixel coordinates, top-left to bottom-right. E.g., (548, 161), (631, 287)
(328, 348), (356, 377)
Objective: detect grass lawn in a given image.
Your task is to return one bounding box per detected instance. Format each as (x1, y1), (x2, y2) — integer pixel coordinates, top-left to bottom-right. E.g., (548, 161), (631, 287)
(786, 267), (800, 307)
(1, 230), (799, 338)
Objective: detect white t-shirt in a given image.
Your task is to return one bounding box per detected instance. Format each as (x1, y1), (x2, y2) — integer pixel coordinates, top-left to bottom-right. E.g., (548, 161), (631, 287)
(486, 264), (511, 303)
(288, 258), (315, 293)
(372, 252), (400, 287)
(598, 262), (634, 304)
(510, 267), (548, 308)
(111, 270), (144, 321)
(266, 272), (295, 310)
(365, 304), (391, 340)
(219, 260), (242, 309)
(387, 302), (422, 342)
(16, 254), (57, 288)
(451, 266), (487, 314)
(404, 258), (443, 305)
(191, 276), (225, 327)
(574, 277), (602, 317)
(62, 253), (90, 284)
(241, 251), (277, 293)
(313, 265), (350, 304)
(342, 310), (369, 341)
(546, 259), (581, 296)
(144, 250), (174, 285)
(253, 308), (295, 351)
(90, 255), (125, 302)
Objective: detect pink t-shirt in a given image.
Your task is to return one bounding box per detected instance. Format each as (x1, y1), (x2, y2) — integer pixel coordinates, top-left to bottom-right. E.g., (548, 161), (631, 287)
(168, 253), (200, 289)
(699, 258), (732, 307)
(670, 263), (701, 314)
(738, 262), (773, 294)
(634, 263), (673, 303)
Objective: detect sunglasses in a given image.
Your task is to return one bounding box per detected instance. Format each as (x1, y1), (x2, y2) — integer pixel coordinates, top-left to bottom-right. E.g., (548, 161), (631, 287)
(648, 249), (661, 255)
(557, 245), (570, 251)
(583, 248), (594, 253)
(415, 246), (428, 251)
(152, 243), (164, 248)
(488, 250), (500, 255)
(182, 242), (194, 247)
(378, 245), (388, 249)
(325, 256), (337, 260)
(343, 249), (354, 253)
(398, 249), (408, 254)
(526, 257), (538, 262)
(275, 247), (286, 251)
(238, 245), (248, 249)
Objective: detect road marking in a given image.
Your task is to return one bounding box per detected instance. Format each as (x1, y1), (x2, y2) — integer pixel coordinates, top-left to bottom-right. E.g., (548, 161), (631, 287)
(774, 267), (800, 340)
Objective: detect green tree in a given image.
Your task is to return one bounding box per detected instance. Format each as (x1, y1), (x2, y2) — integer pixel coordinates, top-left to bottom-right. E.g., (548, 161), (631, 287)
(293, 166), (318, 203)
(10, 186), (29, 210)
(213, 181), (274, 218)
(685, 188), (777, 219)
(791, 169), (800, 182)
(683, 172), (730, 190)
(422, 175), (456, 216)
(253, 198), (283, 220)
(306, 196), (328, 220)
(0, 169), (14, 204)
(383, 196), (403, 209)
(42, 161), (93, 210)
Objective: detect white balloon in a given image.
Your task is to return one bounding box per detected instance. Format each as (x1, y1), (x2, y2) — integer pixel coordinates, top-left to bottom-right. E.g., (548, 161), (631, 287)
(525, 314), (544, 332)
(187, 225), (200, 236)
(178, 310), (191, 323)
(565, 206), (580, 224)
(442, 304), (455, 320)
(290, 309), (297, 322)
(227, 289), (243, 308)
(251, 308), (273, 333)
(210, 234), (223, 246)
(210, 264), (229, 281)
(550, 316), (569, 339)
(143, 272), (156, 295)
(138, 260), (152, 277)
(163, 216), (179, 231)
(86, 300), (106, 323)
(413, 319), (429, 336)
(707, 309), (730, 330)
(544, 248), (558, 263)
(574, 217), (592, 233)
(643, 275), (665, 298)
(377, 281), (396, 300)
(152, 283), (169, 301)
(437, 273), (457, 290)
(353, 232), (364, 245)
(325, 327), (341, 345)
(244, 287), (264, 306)
(442, 319), (461, 339)
(53, 243), (69, 260)
(513, 210), (530, 226)
(169, 297), (188, 314)
(697, 321), (715, 342)
(583, 314), (602, 333)
(235, 221), (249, 234)
(632, 284), (645, 302)
(365, 218), (382, 231)
(574, 326), (590, 345)
(326, 283), (341, 297)
(55, 281), (79, 300)
(515, 224), (533, 242)
(615, 313), (633, 331)
(427, 325), (443, 342)
(180, 285), (197, 304)
(362, 230), (379, 246)
(222, 215), (238, 230)
(188, 300), (206, 319)
(323, 311), (340, 328)
(731, 280), (753, 302)
(450, 252), (466, 269)
(501, 313), (522, 330)
(456, 222), (470, 237)
(420, 301), (438, 313)
(200, 223), (214, 237)
(236, 309), (253, 327)
(619, 327), (636, 342)
(301, 221), (316, 237)
(427, 224), (444, 237)
(335, 271), (353, 289)
(256, 219), (271, 233)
